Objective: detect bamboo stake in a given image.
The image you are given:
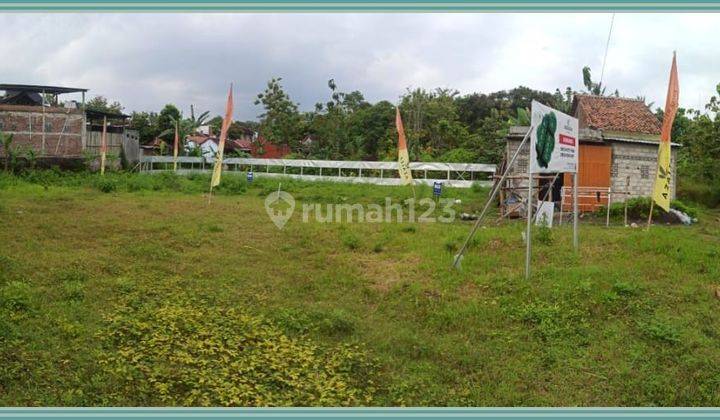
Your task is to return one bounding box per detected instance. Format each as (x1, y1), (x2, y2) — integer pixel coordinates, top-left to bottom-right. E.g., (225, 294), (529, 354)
(100, 116), (107, 176)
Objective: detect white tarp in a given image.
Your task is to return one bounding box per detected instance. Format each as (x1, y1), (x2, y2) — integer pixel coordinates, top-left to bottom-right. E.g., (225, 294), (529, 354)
(142, 156), (496, 173)
(530, 100), (579, 174)
(535, 201), (555, 227)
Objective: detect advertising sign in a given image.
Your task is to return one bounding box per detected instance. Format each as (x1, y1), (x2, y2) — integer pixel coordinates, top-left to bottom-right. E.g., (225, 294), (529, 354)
(433, 181), (442, 197)
(530, 100), (579, 174)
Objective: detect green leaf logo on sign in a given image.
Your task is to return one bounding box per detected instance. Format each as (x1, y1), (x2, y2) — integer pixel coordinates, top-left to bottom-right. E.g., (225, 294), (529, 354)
(535, 111), (557, 168)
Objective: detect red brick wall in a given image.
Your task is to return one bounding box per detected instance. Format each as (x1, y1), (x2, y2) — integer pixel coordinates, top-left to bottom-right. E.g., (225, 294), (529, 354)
(251, 140), (291, 159)
(0, 105), (84, 157)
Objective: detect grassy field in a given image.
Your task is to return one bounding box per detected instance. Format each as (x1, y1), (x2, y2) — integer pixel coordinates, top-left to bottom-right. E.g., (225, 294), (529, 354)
(1, 171), (719, 406)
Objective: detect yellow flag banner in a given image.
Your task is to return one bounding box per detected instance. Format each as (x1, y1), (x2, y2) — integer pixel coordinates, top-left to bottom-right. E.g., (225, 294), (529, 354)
(100, 116), (107, 176)
(211, 84), (234, 189)
(396, 107), (412, 185)
(173, 121), (179, 172)
(651, 53), (679, 212)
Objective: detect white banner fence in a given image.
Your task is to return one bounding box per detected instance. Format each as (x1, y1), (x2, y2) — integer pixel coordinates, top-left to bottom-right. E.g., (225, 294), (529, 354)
(139, 156), (496, 188)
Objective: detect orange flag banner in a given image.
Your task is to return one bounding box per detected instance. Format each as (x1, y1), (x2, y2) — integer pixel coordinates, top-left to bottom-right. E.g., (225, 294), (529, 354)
(651, 52), (679, 212)
(396, 107), (412, 185)
(211, 84), (234, 189)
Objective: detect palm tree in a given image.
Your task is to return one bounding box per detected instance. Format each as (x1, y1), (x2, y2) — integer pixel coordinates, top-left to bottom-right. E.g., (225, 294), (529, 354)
(157, 105), (211, 155)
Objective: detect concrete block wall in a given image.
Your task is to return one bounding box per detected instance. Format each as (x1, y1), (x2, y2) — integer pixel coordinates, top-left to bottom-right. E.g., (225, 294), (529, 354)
(610, 141), (676, 201)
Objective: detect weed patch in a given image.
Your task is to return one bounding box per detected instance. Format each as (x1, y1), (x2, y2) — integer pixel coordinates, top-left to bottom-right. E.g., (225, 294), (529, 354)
(98, 296), (377, 406)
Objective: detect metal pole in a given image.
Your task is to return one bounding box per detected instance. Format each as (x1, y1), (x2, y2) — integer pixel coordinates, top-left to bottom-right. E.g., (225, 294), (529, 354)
(606, 187), (612, 227)
(525, 169), (533, 280)
(573, 172), (579, 251)
(453, 127), (533, 269)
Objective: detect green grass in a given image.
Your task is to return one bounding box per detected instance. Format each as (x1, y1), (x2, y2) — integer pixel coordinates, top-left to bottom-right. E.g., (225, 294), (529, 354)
(1, 171), (719, 406)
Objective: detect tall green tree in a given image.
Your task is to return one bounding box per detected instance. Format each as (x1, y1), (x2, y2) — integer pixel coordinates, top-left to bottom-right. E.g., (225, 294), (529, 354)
(157, 104), (182, 143)
(129, 111), (160, 144)
(86, 96), (124, 114)
(255, 78), (303, 149)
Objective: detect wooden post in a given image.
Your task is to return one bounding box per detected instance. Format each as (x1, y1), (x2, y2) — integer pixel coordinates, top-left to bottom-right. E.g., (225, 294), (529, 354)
(100, 116), (107, 176)
(646, 200), (655, 230)
(559, 187), (565, 226)
(41, 89), (46, 156)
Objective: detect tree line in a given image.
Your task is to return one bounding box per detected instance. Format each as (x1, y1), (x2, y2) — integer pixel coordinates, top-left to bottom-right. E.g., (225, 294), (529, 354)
(84, 68), (720, 206)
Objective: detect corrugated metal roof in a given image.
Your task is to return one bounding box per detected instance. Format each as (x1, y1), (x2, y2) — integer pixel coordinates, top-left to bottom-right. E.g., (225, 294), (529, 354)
(0, 84), (88, 94)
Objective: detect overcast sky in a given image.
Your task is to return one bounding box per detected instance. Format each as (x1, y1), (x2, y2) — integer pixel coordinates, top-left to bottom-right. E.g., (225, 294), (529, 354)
(0, 13), (716, 120)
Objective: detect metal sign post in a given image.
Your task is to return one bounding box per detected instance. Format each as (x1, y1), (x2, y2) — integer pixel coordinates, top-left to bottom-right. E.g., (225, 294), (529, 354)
(452, 126), (534, 270)
(524, 168), (533, 279)
(526, 100), (580, 279)
(573, 172), (579, 251)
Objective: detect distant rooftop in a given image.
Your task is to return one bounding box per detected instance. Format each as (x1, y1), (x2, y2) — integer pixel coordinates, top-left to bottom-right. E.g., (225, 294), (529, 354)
(0, 83), (88, 95)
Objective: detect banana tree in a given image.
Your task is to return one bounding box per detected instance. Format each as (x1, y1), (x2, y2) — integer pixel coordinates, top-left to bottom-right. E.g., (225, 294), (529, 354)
(157, 108), (211, 155)
(1, 132), (15, 173)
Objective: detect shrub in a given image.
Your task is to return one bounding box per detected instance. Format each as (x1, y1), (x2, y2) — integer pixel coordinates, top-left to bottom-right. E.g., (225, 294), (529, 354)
(341, 233), (360, 250)
(612, 281), (640, 297)
(400, 225), (416, 234)
(516, 300), (589, 341)
(670, 199), (698, 218)
(678, 178), (720, 208)
(639, 319), (681, 344)
(217, 175), (247, 195)
(535, 223), (553, 245)
(444, 239), (458, 253)
(602, 197), (698, 220)
(94, 177), (118, 193)
(1, 281), (32, 312)
(314, 309), (357, 337)
(63, 281), (85, 302)
(55, 266), (90, 283)
(97, 297), (377, 406)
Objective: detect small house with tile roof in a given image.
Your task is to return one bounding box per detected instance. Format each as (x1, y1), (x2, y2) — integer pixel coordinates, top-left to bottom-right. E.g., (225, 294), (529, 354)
(503, 95), (680, 213)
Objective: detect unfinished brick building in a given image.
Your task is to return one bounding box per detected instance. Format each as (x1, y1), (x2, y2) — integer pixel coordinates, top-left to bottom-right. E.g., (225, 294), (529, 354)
(0, 84), (139, 167)
(0, 84), (88, 158)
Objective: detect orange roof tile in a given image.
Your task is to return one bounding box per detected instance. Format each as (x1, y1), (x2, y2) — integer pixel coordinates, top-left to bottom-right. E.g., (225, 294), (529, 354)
(573, 95), (661, 135)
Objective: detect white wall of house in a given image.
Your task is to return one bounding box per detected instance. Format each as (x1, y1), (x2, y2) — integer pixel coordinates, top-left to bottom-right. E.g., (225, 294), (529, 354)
(185, 139), (218, 158)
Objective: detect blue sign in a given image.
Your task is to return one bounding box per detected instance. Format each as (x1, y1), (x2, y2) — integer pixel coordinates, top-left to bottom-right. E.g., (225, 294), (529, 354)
(433, 181), (442, 197)
(247, 171), (254, 182)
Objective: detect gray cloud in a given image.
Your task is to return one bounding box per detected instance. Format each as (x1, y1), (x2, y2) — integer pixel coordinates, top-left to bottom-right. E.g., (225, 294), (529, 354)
(1, 13), (716, 119)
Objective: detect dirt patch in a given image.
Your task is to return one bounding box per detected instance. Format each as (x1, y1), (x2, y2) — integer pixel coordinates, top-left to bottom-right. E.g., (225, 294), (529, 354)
(357, 254), (422, 293)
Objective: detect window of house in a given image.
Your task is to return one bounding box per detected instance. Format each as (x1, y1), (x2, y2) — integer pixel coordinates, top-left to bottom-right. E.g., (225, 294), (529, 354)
(640, 165), (650, 179)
